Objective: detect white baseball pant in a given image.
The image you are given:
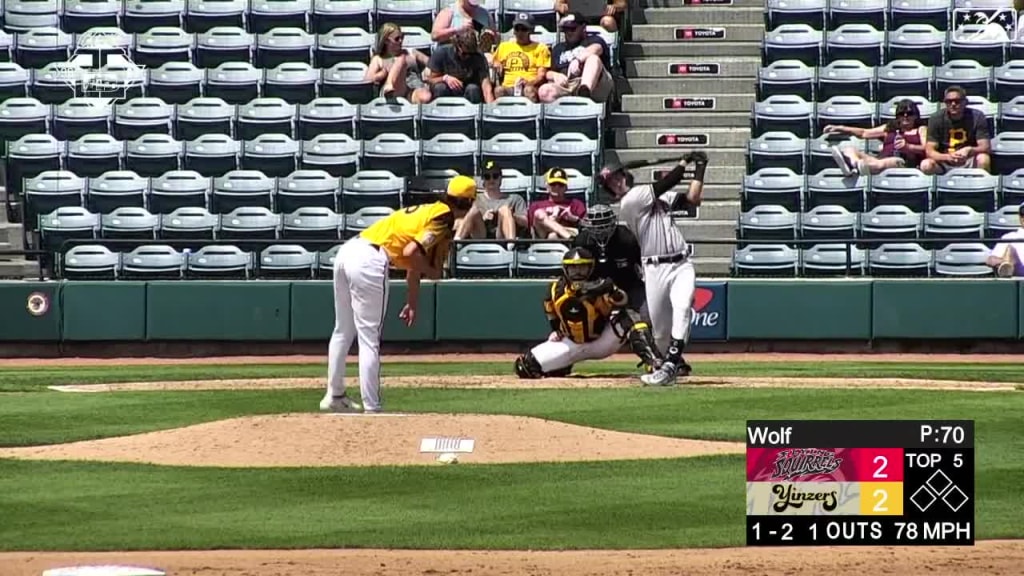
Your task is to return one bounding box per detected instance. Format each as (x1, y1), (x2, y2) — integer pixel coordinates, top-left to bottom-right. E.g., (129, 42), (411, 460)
(530, 327), (624, 373)
(325, 237), (390, 412)
(643, 259), (696, 354)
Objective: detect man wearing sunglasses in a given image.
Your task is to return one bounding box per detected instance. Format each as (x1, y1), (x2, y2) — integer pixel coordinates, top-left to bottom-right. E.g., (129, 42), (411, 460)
(493, 13), (550, 102)
(539, 11), (614, 103)
(454, 160), (528, 240)
(921, 86), (992, 175)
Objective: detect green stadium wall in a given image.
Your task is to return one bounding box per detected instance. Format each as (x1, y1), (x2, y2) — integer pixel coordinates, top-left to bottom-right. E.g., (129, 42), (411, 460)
(1, 279), (1021, 344)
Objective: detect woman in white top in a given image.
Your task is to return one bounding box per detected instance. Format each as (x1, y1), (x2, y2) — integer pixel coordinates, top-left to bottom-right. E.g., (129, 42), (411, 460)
(364, 22), (433, 103)
(432, 0), (496, 44)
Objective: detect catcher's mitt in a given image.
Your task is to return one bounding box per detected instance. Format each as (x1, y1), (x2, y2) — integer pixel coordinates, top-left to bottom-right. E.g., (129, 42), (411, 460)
(997, 261), (1014, 278)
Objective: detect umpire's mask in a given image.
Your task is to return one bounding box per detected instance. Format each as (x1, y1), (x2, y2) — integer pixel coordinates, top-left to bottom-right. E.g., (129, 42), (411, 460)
(562, 247), (596, 286)
(582, 204), (617, 247)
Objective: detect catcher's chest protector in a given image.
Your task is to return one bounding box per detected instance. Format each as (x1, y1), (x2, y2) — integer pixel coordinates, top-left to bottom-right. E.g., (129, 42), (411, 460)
(550, 282), (614, 344)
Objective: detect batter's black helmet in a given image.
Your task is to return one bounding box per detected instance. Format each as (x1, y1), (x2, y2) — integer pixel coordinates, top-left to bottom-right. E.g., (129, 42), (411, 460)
(597, 161), (634, 199)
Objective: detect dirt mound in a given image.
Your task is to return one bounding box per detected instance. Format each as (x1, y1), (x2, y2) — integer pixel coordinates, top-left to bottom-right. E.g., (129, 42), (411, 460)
(0, 413), (744, 467)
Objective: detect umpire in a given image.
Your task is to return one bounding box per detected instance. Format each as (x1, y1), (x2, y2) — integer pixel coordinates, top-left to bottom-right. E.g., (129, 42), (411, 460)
(573, 204), (645, 311)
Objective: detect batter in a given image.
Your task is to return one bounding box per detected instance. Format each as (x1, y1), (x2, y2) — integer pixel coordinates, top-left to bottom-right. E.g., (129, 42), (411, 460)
(321, 176), (475, 413)
(597, 151), (708, 386)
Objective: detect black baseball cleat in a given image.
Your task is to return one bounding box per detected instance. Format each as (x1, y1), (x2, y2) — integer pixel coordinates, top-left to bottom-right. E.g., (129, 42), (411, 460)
(677, 360), (693, 377)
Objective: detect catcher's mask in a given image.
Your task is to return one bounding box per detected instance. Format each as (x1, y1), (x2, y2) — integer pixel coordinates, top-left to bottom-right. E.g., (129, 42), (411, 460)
(562, 247), (596, 286)
(597, 163), (634, 200)
(581, 204), (617, 246)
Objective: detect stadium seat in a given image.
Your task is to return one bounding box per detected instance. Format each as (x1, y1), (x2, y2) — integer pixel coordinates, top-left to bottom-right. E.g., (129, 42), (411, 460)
(184, 134), (241, 177)
(113, 98), (175, 141)
(376, 0), (434, 31)
(361, 132), (419, 178)
(888, 0), (949, 31)
(149, 170), (211, 213)
(762, 24), (823, 67)
(452, 243), (514, 279)
(501, 0), (557, 32)
(315, 27), (374, 68)
(125, 134), (183, 178)
(249, 0), (311, 34)
(805, 167), (868, 211)
(0, 97), (50, 145)
(297, 97), (358, 139)
(886, 24), (946, 67)
(256, 27), (314, 69)
(497, 168), (533, 196)
(258, 244), (317, 279)
(315, 243), (342, 278)
(7, 1), (59, 36)
(992, 132), (1024, 175)
(746, 131), (807, 175)
(0, 31), (12, 62)
(1000, 95), (1024, 133)
(133, 27), (195, 70)
(299, 133), (361, 177)
(999, 168), (1024, 206)
(174, 97), (235, 140)
(340, 170), (404, 213)
(817, 60), (874, 102)
(60, 0), (121, 33)
(986, 204), (1020, 237)
(86, 170), (149, 214)
(825, 24), (884, 67)
(757, 60), (815, 102)
(195, 27), (254, 68)
(0, 62), (29, 103)
(420, 133), (479, 177)
(764, 0), (826, 30)
(752, 95), (814, 139)
(737, 204), (799, 246)
(799, 204), (858, 240)
(481, 132), (538, 178)
(318, 62), (375, 105)
(481, 96), (541, 140)
(948, 25), (1006, 68)
(277, 170), (340, 213)
(30, 62), (77, 105)
(66, 134), (124, 179)
(420, 97), (481, 141)
(240, 134), (300, 177)
(4, 134), (62, 199)
(407, 169), (458, 205)
(263, 62), (320, 105)
(60, 244), (121, 280)
(38, 206), (100, 256)
(933, 243), (993, 277)
(13, 27), (71, 70)
(358, 97), (418, 141)
(994, 61), (1024, 106)
(875, 59), (935, 104)
(185, 244), (254, 279)
(514, 242), (568, 278)
(828, 0), (885, 30)
(100, 206), (160, 240)
(343, 205), (394, 238)
(868, 167), (932, 211)
(800, 243), (866, 276)
(397, 25), (432, 57)
(531, 168), (591, 203)
(123, 0), (185, 34)
(218, 206), (282, 250)
(815, 95), (876, 138)
(311, 0), (373, 34)
(542, 97), (604, 142)
(731, 244), (799, 277)
(281, 206), (343, 240)
(53, 98), (113, 141)
(867, 242), (931, 277)
(741, 167), (806, 211)
(184, 0), (247, 33)
(966, 95), (998, 136)
(498, 25), (557, 50)
(934, 168), (998, 211)
(539, 132), (598, 177)
(159, 206), (219, 240)
(119, 244), (186, 279)
(859, 204), (922, 242)
(922, 205), (984, 248)
(24, 171), (86, 231)
(205, 62), (262, 105)
(935, 60), (992, 101)
(211, 170), (276, 213)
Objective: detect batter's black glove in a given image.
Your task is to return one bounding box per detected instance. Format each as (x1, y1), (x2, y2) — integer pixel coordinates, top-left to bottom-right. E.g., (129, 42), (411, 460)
(683, 151), (708, 165)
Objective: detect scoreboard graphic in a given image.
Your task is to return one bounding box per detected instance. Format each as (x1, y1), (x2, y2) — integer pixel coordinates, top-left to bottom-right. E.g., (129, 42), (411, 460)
(746, 420), (974, 546)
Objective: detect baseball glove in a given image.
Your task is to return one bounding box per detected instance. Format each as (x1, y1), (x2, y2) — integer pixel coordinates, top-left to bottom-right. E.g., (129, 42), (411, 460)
(683, 151), (708, 165)
(997, 261), (1014, 278)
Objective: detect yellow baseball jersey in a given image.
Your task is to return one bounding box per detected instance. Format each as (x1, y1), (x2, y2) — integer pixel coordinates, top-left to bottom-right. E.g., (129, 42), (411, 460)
(495, 40), (551, 88)
(542, 277), (620, 344)
(359, 202), (455, 271)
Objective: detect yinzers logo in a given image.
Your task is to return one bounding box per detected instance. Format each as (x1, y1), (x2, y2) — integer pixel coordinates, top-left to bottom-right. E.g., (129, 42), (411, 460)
(771, 448), (843, 480)
(771, 483), (839, 513)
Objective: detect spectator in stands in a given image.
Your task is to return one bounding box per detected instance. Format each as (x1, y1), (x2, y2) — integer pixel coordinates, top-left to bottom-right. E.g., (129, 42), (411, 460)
(555, 0), (627, 33)
(432, 0), (497, 44)
(425, 28), (495, 103)
(986, 203), (1024, 277)
(454, 161), (529, 240)
(538, 11), (614, 103)
(365, 22), (433, 103)
(824, 99), (928, 176)
(921, 86), (992, 175)
(529, 167), (587, 239)
(492, 13), (551, 102)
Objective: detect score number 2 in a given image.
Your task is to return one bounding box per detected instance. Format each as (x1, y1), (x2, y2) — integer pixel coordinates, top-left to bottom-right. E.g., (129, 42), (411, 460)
(752, 522), (793, 541)
(873, 455), (889, 479)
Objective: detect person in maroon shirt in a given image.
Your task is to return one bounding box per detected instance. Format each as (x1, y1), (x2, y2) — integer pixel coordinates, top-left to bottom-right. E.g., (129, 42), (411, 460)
(528, 167), (587, 239)
(824, 99), (928, 176)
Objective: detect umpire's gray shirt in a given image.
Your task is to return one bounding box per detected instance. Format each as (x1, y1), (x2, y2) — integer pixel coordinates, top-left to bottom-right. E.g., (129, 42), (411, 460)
(618, 184), (690, 259)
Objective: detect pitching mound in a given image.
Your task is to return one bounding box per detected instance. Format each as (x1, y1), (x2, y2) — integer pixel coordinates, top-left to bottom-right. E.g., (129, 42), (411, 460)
(0, 413), (744, 467)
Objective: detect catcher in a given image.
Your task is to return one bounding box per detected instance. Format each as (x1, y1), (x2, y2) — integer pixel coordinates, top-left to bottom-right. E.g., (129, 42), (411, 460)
(986, 203), (1024, 278)
(514, 246), (665, 379)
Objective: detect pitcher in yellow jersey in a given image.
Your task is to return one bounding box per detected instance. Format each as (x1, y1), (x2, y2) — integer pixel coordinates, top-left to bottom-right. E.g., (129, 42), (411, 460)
(320, 175), (476, 413)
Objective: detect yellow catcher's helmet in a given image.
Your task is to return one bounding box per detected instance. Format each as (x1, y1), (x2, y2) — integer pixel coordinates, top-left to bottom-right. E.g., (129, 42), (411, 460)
(446, 175), (478, 200)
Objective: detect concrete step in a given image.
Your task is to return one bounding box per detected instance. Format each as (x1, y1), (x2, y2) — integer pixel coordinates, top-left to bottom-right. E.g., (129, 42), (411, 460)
(616, 77), (755, 95)
(677, 200), (740, 221)
(639, 0), (764, 7)
(621, 93), (755, 113)
(692, 256), (733, 276)
(614, 127), (751, 149)
(611, 147), (746, 166)
(0, 259), (39, 278)
(0, 223), (24, 251)
(633, 6), (765, 25)
(625, 57), (760, 78)
(622, 41), (762, 58)
(680, 221), (739, 258)
(609, 111), (752, 129)
(632, 24), (764, 43)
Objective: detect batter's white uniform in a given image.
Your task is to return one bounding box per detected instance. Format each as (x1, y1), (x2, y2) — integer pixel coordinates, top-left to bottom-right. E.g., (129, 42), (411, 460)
(617, 184), (697, 356)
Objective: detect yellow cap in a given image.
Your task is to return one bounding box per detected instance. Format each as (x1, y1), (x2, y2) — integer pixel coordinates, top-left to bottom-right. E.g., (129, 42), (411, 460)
(447, 175), (478, 200)
(546, 168), (569, 185)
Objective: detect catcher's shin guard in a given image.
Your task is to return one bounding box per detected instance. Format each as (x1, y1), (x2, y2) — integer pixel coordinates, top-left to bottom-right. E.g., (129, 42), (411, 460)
(612, 309), (664, 371)
(514, 352), (545, 379)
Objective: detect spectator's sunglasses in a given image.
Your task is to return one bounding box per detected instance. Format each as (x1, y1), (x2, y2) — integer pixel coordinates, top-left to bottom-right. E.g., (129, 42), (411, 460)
(388, 34), (404, 43)
(482, 172), (502, 180)
(944, 97), (964, 106)
(513, 25), (531, 32)
(896, 110), (916, 117)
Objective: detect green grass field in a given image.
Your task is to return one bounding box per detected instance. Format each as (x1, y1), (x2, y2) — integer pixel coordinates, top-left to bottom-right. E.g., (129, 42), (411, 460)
(0, 361), (1022, 552)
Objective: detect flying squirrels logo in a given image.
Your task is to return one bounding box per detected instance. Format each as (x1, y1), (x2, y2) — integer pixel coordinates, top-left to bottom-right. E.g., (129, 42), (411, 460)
(770, 448), (842, 480)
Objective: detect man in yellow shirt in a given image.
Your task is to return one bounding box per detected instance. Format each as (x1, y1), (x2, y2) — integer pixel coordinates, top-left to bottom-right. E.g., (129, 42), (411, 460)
(493, 12), (551, 102)
(321, 175), (476, 413)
